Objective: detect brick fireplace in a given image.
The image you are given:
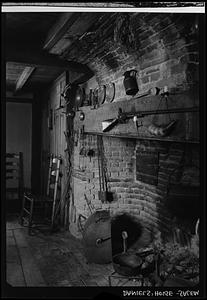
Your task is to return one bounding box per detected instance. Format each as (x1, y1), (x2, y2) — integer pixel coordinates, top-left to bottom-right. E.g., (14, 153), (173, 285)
(39, 11), (200, 249)
(67, 12), (200, 246)
(71, 128), (199, 245)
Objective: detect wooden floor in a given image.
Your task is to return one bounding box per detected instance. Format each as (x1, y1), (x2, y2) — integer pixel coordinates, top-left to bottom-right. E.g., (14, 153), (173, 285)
(6, 214), (145, 287)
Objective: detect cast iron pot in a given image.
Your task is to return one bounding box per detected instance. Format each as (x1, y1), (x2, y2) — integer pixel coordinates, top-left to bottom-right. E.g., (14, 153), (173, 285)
(113, 252), (143, 276)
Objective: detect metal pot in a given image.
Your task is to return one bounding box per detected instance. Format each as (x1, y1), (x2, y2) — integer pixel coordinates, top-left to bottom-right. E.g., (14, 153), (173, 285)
(112, 230), (143, 276)
(113, 252), (143, 276)
(123, 70), (138, 96)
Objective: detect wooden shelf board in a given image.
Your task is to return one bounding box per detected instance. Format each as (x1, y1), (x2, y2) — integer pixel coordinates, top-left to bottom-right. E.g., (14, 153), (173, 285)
(85, 131), (200, 144)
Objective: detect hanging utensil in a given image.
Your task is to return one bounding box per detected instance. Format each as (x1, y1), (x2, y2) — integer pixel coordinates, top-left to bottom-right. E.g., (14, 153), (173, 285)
(105, 82), (116, 103)
(84, 194), (95, 215)
(91, 88), (98, 109)
(123, 70), (138, 96)
(89, 89), (93, 106)
(97, 135), (106, 202)
(97, 135), (113, 203)
(97, 85), (106, 105)
(195, 218), (199, 236)
(75, 86), (84, 110)
(97, 135), (103, 194)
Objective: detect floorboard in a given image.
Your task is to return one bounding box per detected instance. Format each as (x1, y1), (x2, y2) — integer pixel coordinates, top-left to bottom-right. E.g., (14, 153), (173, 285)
(6, 217), (145, 287)
(13, 229), (46, 286)
(7, 262), (26, 286)
(6, 230), (26, 286)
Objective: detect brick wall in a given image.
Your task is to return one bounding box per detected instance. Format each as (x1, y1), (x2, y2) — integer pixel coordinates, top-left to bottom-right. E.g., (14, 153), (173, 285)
(72, 132), (199, 242)
(68, 13), (200, 243)
(67, 13), (199, 100)
(41, 13), (200, 244)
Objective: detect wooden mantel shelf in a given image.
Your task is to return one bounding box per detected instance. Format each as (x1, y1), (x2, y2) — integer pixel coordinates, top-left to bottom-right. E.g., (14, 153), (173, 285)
(85, 131), (200, 144)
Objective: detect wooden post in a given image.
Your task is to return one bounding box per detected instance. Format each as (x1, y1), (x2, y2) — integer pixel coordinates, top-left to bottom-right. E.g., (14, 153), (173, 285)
(51, 157), (61, 228)
(46, 154), (53, 196)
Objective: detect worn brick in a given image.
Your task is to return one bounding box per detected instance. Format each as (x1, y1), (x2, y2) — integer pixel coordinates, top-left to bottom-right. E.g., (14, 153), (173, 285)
(141, 75), (150, 84)
(145, 66), (160, 75)
(150, 71), (161, 82)
(68, 13), (200, 242)
(140, 52), (169, 70)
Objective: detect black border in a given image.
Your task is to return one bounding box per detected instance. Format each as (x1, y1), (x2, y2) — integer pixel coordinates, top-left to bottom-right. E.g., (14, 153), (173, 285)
(1, 3), (206, 300)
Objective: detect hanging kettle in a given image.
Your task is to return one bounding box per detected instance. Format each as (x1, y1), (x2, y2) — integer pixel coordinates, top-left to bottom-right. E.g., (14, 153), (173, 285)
(123, 70), (138, 96)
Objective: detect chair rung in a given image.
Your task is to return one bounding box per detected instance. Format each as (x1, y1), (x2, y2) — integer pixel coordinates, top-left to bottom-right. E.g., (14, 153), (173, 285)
(23, 208), (31, 215)
(6, 162), (18, 167)
(6, 153), (20, 158)
(6, 176), (19, 180)
(6, 168), (18, 171)
(22, 216), (29, 222)
(24, 195), (34, 201)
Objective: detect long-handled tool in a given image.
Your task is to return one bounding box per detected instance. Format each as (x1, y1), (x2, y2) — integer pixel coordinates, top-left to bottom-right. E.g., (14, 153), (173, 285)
(97, 135), (113, 203)
(84, 194), (95, 215)
(122, 231), (128, 253)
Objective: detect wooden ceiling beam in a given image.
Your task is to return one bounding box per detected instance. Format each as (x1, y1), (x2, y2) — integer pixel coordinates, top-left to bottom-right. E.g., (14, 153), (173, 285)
(44, 12), (102, 56)
(15, 66), (36, 92)
(6, 44), (93, 76)
(43, 12), (81, 51)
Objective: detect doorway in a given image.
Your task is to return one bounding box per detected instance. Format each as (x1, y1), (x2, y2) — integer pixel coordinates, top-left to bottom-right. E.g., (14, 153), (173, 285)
(6, 102), (32, 212)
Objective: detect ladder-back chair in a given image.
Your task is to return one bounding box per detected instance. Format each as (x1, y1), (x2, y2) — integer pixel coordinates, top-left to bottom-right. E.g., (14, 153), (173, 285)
(20, 155), (62, 234)
(6, 152), (24, 213)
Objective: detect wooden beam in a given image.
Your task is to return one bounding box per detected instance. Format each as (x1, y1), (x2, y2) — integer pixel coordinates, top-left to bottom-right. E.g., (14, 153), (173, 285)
(43, 12), (81, 51)
(6, 97), (33, 103)
(6, 90), (33, 99)
(85, 131), (200, 144)
(45, 12), (102, 56)
(6, 230), (26, 286)
(6, 44), (93, 75)
(15, 66), (35, 92)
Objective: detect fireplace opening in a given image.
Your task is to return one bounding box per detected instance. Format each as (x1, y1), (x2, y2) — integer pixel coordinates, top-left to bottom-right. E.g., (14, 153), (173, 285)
(111, 212), (144, 256)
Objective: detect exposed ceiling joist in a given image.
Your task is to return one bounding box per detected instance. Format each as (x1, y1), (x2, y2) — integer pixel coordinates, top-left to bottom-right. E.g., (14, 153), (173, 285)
(15, 66), (36, 92)
(6, 44), (93, 75)
(44, 12), (102, 56)
(43, 12), (81, 51)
